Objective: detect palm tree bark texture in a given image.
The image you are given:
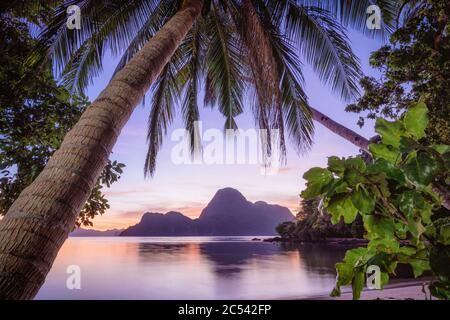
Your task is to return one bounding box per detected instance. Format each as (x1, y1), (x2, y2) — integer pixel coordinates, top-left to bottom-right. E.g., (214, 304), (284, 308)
(0, 0), (204, 299)
(310, 107), (369, 152)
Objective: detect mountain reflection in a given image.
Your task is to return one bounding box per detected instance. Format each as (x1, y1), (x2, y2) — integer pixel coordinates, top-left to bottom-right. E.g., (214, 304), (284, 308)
(37, 237), (344, 299)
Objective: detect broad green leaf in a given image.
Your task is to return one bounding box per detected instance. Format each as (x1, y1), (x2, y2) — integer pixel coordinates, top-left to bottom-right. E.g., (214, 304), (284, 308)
(398, 246), (416, 256)
(367, 159), (405, 184)
(352, 271), (365, 300)
(335, 262), (354, 286)
(351, 187), (375, 214)
(429, 218), (450, 245)
(368, 238), (400, 254)
(367, 174), (391, 198)
(380, 272), (389, 289)
(328, 156), (345, 176)
(395, 222), (408, 239)
(345, 157), (366, 172)
(344, 247), (369, 267)
(333, 180), (349, 194)
(403, 150), (439, 186)
(409, 259), (430, 278)
(407, 217), (426, 239)
(420, 205), (432, 225)
(363, 215), (396, 239)
(399, 136), (420, 153)
(398, 191), (425, 215)
(432, 144), (450, 154)
(403, 102), (429, 140)
(439, 225), (450, 245)
(344, 168), (365, 187)
(367, 252), (394, 274)
(375, 118), (404, 148)
(301, 168), (333, 199)
(327, 194), (359, 224)
(369, 143), (400, 163)
(429, 245), (450, 279)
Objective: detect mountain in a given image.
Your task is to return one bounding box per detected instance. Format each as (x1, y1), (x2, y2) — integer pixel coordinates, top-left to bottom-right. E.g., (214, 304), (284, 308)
(120, 188), (295, 236)
(120, 211), (196, 236)
(70, 228), (124, 237)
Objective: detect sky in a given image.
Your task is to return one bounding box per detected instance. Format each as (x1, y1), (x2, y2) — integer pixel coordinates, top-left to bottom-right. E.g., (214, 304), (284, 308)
(85, 31), (384, 230)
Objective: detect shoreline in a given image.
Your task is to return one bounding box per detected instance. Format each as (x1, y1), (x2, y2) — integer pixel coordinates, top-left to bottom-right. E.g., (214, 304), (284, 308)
(263, 236), (369, 246)
(293, 279), (433, 300)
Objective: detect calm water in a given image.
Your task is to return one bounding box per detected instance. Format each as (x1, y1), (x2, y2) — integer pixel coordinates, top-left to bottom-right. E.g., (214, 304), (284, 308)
(36, 237), (348, 300)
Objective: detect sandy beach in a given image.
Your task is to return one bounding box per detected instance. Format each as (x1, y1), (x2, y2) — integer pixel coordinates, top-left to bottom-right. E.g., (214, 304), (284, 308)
(306, 280), (433, 300)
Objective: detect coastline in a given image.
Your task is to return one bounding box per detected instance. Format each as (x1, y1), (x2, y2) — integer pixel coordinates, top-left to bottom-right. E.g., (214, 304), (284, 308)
(304, 280), (432, 300)
(263, 237), (369, 246)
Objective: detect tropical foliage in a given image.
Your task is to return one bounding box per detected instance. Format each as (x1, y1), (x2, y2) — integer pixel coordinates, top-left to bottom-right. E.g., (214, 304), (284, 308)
(347, 0), (450, 145)
(0, 15), (124, 227)
(301, 102), (450, 299)
(276, 197), (364, 241)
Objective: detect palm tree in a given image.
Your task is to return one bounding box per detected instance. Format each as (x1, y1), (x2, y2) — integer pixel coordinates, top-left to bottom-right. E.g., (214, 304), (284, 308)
(0, 0), (400, 299)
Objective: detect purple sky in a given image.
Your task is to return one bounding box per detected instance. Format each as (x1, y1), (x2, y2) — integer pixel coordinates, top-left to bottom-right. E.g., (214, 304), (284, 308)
(86, 31), (383, 230)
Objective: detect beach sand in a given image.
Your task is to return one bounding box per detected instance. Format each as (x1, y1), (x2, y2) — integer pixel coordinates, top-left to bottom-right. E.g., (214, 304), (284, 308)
(306, 280), (433, 300)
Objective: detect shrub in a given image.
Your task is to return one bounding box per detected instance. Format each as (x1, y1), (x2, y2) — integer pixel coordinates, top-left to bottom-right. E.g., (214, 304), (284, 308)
(301, 102), (449, 299)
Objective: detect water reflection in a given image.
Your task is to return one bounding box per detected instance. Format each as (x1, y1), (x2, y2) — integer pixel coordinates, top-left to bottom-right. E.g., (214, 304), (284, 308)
(36, 237), (347, 300)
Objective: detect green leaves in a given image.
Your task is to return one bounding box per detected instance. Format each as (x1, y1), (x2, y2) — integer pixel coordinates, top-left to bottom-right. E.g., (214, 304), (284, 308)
(332, 247), (370, 299)
(368, 239), (399, 255)
(363, 215), (396, 240)
(409, 258), (430, 278)
(398, 191), (432, 224)
(335, 262), (354, 286)
(369, 143), (400, 163)
(367, 159), (405, 184)
(300, 103), (450, 300)
(403, 150), (439, 186)
(344, 247), (370, 267)
(352, 271), (365, 300)
(345, 157), (366, 172)
(375, 118), (404, 148)
(351, 187), (375, 214)
(301, 168), (333, 199)
(328, 194), (359, 224)
(328, 156), (345, 176)
(404, 102), (429, 140)
(430, 245), (450, 279)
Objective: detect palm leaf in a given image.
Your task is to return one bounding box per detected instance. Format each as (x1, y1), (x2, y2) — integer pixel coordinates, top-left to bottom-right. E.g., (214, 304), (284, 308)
(144, 48), (184, 177)
(284, 4), (363, 100)
(204, 2), (244, 130)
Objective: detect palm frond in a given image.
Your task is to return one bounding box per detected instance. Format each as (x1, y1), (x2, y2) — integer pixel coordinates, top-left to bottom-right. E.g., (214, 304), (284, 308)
(274, 36), (314, 154)
(144, 49), (184, 177)
(180, 22), (206, 154)
(36, 0), (165, 93)
(298, 0), (401, 38)
(113, 0), (179, 75)
(204, 2), (244, 130)
(231, 0), (288, 161)
(284, 4), (363, 100)
(255, 2), (314, 153)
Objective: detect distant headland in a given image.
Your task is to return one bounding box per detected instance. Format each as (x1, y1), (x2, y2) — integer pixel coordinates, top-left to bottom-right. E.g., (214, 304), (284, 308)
(71, 188), (295, 237)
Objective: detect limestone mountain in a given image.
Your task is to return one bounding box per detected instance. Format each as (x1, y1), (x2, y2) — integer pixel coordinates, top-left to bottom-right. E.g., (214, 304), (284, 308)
(120, 188), (294, 236)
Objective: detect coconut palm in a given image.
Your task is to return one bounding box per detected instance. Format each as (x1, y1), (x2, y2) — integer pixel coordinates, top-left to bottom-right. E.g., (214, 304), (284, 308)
(0, 0), (400, 299)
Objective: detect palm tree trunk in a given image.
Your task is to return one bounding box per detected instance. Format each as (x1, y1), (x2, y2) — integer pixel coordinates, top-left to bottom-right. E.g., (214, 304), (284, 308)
(310, 107), (370, 152)
(0, 0), (203, 300)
